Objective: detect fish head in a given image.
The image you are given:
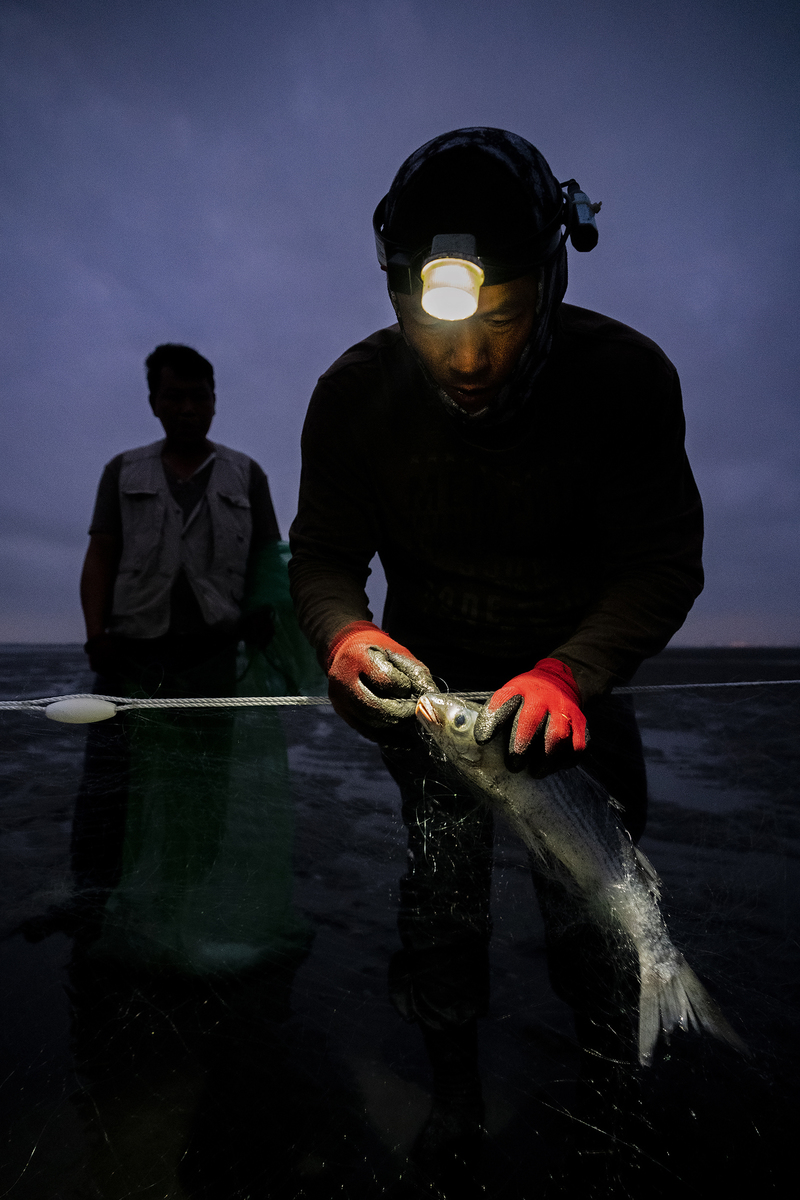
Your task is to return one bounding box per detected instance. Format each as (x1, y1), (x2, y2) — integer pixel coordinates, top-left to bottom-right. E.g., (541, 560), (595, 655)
(415, 693), (483, 765)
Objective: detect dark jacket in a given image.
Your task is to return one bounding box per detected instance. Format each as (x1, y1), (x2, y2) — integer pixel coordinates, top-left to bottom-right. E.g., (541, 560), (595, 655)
(289, 304), (703, 699)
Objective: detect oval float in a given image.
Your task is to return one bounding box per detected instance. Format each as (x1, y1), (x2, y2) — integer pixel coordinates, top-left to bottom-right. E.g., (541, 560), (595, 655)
(45, 698), (118, 724)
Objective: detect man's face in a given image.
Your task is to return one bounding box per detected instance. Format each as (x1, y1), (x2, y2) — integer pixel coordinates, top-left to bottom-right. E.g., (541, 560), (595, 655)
(394, 273), (540, 413)
(150, 366), (215, 443)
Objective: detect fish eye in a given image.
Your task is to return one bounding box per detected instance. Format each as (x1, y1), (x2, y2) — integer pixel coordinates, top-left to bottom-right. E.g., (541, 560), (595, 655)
(453, 713), (468, 729)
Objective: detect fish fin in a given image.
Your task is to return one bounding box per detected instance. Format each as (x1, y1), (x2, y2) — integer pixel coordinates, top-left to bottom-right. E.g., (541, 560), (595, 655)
(632, 844), (662, 899)
(524, 838), (550, 868)
(638, 955), (748, 1067)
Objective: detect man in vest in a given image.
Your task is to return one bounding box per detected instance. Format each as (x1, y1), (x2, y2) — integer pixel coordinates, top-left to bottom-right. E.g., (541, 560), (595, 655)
(289, 129), (704, 1187)
(81, 342), (279, 691)
(73, 343), (280, 902)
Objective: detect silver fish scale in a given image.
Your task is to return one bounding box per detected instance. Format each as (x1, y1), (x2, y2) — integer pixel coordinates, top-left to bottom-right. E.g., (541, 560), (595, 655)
(418, 691), (746, 1065)
(474, 741), (640, 902)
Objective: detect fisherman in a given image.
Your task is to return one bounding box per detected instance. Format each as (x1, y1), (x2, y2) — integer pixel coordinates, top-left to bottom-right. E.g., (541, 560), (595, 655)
(81, 342), (278, 688)
(75, 343), (279, 898)
(289, 128), (703, 1184)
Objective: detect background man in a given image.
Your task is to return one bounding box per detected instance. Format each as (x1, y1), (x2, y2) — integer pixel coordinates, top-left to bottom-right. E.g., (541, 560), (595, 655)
(74, 342), (280, 902)
(289, 129), (703, 1183)
(81, 341), (278, 691)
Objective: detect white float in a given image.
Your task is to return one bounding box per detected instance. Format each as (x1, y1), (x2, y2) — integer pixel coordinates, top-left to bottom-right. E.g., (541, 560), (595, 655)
(45, 698), (118, 724)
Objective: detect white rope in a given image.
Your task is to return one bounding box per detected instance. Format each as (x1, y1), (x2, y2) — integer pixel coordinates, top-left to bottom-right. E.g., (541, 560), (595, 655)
(0, 693), (332, 712)
(1, 678), (799, 715)
(615, 680), (800, 694)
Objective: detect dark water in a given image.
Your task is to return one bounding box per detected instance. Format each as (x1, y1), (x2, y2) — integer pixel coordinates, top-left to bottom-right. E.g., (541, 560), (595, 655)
(1, 645), (798, 1198)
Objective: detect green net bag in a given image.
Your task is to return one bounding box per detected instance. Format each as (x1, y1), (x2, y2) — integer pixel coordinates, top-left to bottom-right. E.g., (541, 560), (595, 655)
(93, 543), (319, 974)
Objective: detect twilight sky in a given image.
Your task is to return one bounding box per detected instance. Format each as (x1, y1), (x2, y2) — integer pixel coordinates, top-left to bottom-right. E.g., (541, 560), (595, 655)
(1, 0), (798, 644)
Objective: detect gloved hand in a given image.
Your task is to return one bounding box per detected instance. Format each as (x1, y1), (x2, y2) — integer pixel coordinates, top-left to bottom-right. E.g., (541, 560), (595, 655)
(326, 620), (436, 734)
(473, 658), (587, 772)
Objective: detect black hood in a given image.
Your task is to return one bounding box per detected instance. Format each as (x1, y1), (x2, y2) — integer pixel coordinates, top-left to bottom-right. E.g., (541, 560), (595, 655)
(381, 127), (569, 428)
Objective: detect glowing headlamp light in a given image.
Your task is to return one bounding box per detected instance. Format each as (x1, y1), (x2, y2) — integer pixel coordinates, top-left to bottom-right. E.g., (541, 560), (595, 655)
(420, 235), (485, 321)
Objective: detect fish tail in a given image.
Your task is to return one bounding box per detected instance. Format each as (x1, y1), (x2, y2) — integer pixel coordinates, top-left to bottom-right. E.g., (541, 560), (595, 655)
(638, 954), (748, 1067)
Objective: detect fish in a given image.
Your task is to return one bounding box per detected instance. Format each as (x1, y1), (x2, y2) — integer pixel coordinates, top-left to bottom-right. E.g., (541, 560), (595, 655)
(415, 691), (745, 1066)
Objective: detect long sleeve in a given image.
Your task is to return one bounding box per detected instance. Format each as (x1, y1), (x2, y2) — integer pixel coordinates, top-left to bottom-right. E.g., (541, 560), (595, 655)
(289, 375), (381, 660)
(549, 357), (703, 699)
(287, 313), (703, 690)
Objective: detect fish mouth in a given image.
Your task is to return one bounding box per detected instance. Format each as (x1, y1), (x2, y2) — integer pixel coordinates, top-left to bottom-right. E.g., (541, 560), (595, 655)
(415, 694), (439, 725)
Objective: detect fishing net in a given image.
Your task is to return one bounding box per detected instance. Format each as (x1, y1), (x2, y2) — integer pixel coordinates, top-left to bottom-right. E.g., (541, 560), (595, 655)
(88, 682), (314, 976)
(69, 541), (324, 976)
(1, 642), (798, 1198)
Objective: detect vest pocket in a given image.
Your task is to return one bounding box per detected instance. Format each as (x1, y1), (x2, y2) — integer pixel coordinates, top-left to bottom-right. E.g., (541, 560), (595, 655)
(118, 490), (167, 570)
(215, 491), (252, 549)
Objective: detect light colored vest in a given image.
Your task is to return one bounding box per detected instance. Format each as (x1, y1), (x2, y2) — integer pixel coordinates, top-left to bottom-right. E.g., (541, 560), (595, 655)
(110, 440), (253, 639)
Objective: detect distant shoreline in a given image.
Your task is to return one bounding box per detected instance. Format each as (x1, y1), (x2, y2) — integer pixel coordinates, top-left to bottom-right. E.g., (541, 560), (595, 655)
(2, 644), (800, 689)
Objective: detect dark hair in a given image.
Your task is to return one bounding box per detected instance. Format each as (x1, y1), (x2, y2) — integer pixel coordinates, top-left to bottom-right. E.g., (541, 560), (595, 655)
(145, 343), (215, 397)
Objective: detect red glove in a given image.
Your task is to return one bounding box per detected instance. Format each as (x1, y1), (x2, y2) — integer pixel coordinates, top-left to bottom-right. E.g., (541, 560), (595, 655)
(326, 621), (436, 734)
(473, 658), (587, 768)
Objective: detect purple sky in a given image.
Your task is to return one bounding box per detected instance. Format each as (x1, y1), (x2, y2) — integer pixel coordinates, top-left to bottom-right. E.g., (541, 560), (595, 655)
(1, 0), (798, 644)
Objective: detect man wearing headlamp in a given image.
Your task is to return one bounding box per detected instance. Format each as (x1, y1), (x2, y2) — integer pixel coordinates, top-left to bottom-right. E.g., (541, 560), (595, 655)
(289, 128), (703, 1182)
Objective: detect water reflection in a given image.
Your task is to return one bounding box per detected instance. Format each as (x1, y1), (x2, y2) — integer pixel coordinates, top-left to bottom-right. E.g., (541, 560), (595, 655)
(1, 647), (799, 1197)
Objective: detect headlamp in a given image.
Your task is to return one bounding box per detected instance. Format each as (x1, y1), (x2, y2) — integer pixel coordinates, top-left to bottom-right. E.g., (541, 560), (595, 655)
(420, 235), (485, 320)
(373, 177), (600, 322)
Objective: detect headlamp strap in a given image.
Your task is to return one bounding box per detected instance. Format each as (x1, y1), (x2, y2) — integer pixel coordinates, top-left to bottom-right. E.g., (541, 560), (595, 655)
(374, 177), (601, 292)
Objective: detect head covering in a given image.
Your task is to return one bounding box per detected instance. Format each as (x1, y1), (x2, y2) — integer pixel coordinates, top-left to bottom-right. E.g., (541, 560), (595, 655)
(380, 127), (569, 426)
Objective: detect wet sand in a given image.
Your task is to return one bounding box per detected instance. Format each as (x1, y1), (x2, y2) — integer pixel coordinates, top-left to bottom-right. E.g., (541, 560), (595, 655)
(1, 645), (798, 1197)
